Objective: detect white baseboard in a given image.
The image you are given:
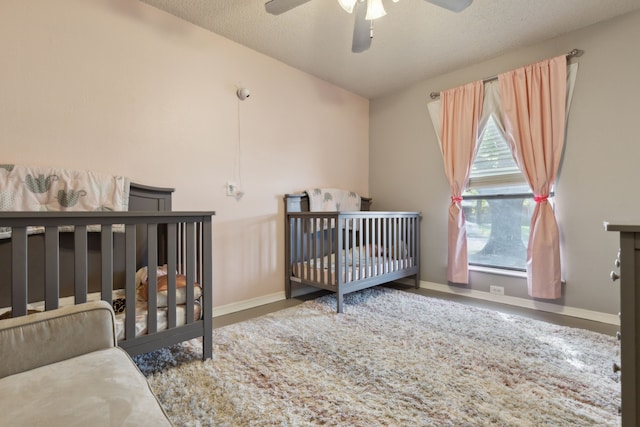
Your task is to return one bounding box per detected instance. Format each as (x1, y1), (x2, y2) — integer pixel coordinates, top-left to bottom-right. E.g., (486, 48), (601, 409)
(416, 280), (620, 326)
(213, 291), (286, 318)
(212, 281), (620, 326)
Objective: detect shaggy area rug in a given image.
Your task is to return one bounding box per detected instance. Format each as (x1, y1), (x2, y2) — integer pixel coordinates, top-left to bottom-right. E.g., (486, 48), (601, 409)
(133, 287), (620, 426)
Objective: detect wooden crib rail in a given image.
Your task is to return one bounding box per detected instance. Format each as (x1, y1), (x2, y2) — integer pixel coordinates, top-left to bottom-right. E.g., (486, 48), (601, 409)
(0, 211), (214, 358)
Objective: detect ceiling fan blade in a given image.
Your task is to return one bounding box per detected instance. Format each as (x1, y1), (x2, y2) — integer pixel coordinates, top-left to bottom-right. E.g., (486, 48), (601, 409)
(265, 0), (313, 15)
(425, 0), (473, 13)
(351, 1), (371, 53)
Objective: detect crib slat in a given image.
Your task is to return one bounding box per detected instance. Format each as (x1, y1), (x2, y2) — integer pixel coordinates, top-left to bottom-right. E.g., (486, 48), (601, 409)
(363, 217), (369, 279)
(398, 218), (407, 269)
(292, 218), (297, 279)
(389, 218), (398, 271)
(297, 218), (302, 279)
(309, 218), (313, 282)
(167, 223), (177, 329)
(327, 217), (332, 282)
(330, 218), (335, 282)
(401, 217), (405, 257)
(415, 216), (421, 288)
(125, 225), (137, 341)
(290, 218), (297, 279)
(409, 217), (414, 264)
(176, 223), (183, 275)
(316, 218), (321, 284)
(336, 218), (343, 310)
(378, 218), (389, 274)
(388, 217), (393, 264)
(406, 217), (410, 266)
(392, 218), (397, 272)
(392, 217), (398, 271)
(350, 218), (356, 283)
(373, 218), (378, 275)
(336, 218), (343, 288)
(186, 222), (196, 324)
(147, 224), (158, 334)
(313, 218), (318, 282)
(345, 218), (349, 284)
(358, 218), (363, 279)
(197, 222), (203, 289)
(74, 225), (88, 304)
(378, 217), (383, 274)
(305, 218), (311, 281)
(100, 225), (113, 302)
(319, 218), (324, 285)
(11, 226), (28, 317)
(299, 218), (304, 279)
(402, 217), (407, 268)
(44, 226), (60, 310)
(311, 217), (316, 282)
(293, 219), (299, 278)
(201, 218), (213, 359)
(413, 217), (418, 260)
(416, 217), (420, 258)
(407, 217), (411, 261)
(388, 217), (391, 272)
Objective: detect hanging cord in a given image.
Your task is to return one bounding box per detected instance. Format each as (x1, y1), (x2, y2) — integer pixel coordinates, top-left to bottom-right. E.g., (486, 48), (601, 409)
(235, 97), (242, 189)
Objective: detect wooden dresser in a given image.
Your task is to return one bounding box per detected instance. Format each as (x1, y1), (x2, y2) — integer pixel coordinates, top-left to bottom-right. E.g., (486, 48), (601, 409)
(605, 222), (639, 426)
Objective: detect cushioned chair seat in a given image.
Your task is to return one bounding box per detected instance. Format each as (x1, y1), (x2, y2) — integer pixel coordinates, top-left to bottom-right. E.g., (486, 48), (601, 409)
(0, 301), (172, 426)
(0, 347), (171, 426)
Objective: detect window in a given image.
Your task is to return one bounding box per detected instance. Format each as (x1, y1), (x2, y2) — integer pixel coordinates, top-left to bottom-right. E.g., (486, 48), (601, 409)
(462, 116), (551, 271)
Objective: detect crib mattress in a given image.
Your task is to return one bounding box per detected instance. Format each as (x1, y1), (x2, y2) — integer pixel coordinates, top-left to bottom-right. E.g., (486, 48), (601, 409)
(0, 289), (201, 341)
(293, 249), (414, 285)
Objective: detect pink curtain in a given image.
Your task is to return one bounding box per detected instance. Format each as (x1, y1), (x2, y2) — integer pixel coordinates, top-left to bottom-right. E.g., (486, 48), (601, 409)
(440, 81), (484, 284)
(498, 55), (567, 299)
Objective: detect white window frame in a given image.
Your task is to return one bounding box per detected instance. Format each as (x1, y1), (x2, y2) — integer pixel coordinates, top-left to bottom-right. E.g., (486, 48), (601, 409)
(464, 115), (535, 272)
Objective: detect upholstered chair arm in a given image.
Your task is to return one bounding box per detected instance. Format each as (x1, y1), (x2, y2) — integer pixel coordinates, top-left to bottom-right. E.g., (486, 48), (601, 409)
(0, 300), (117, 378)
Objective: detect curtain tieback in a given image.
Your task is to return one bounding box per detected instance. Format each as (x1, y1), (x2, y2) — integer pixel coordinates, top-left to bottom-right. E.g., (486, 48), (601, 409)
(534, 194), (549, 203)
(451, 196), (463, 204)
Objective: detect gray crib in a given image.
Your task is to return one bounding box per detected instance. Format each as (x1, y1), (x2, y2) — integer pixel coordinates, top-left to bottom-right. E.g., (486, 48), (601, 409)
(0, 184), (214, 359)
(284, 192), (420, 313)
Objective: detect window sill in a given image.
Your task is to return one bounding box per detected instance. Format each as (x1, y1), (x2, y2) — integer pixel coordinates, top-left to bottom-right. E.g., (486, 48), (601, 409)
(469, 265), (527, 279)
(469, 265), (567, 285)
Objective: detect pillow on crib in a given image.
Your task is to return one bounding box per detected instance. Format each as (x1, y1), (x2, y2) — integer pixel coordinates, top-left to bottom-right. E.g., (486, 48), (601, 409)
(390, 240), (409, 259)
(138, 274), (202, 307)
(346, 242), (408, 265)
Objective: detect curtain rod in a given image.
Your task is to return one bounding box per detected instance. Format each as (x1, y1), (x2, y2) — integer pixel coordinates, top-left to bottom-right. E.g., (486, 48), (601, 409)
(429, 48), (584, 100)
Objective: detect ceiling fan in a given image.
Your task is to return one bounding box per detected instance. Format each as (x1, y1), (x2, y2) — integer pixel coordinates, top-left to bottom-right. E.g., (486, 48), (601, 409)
(264, 0), (473, 53)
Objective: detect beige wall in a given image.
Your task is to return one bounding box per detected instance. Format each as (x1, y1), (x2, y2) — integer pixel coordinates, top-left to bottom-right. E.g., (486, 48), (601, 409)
(370, 10), (640, 315)
(0, 0), (369, 308)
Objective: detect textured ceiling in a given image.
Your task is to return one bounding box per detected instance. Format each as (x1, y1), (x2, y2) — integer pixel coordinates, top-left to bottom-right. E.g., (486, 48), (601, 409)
(138, 0), (640, 99)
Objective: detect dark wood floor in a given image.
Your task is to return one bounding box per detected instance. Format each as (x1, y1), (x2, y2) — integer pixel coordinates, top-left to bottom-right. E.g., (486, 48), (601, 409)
(213, 284), (618, 337)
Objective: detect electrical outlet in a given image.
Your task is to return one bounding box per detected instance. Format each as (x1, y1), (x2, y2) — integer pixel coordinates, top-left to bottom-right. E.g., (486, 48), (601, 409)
(226, 181), (237, 197)
(489, 285), (504, 295)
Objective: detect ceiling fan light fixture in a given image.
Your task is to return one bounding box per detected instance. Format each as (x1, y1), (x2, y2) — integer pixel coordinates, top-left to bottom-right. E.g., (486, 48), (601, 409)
(365, 0), (386, 20)
(338, 0), (357, 13)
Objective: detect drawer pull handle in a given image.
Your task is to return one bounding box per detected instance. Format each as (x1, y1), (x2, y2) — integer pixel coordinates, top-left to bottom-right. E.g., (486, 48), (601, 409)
(614, 258), (620, 268)
(610, 271), (620, 282)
